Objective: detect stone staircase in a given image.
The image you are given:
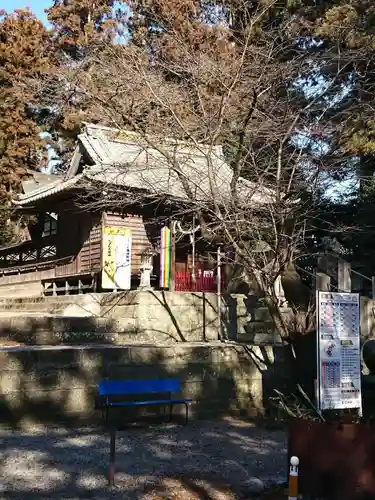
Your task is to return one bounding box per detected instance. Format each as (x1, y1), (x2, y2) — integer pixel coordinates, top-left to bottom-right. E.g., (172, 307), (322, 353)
(234, 303), (287, 344)
(0, 295), (113, 346)
(0, 295), (101, 316)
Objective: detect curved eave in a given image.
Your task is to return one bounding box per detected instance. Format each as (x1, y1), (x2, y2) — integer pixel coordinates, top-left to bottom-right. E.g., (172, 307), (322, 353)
(12, 175), (82, 207)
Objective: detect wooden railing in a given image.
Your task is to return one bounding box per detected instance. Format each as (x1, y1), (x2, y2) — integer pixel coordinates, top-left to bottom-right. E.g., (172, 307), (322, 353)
(0, 238), (57, 269)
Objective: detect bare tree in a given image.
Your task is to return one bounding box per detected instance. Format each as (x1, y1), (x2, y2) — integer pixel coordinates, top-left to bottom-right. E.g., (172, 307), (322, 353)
(45, 1), (350, 341)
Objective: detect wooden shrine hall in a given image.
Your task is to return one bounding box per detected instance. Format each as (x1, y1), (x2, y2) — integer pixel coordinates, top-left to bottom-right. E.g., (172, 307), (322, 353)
(0, 124), (270, 297)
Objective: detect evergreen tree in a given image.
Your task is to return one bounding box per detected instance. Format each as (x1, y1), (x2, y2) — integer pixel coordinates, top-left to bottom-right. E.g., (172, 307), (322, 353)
(0, 9), (51, 242)
(289, 1), (375, 279)
(47, 0), (118, 60)
(44, 1), (123, 150)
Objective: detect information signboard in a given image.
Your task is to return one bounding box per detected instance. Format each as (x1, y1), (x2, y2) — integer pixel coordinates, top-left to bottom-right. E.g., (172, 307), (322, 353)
(317, 291), (362, 412)
(102, 226), (132, 290)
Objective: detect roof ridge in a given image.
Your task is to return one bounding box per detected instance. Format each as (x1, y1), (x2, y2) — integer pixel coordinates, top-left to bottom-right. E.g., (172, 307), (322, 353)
(83, 122), (224, 155)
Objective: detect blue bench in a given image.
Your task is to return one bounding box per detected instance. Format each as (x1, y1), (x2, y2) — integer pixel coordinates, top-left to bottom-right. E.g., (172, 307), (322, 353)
(97, 378), (192, 486)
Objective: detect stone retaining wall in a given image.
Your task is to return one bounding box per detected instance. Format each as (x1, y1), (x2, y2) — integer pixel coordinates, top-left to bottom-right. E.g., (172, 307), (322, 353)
(0, 291), (283, 345)
(0, 342), (288, 428)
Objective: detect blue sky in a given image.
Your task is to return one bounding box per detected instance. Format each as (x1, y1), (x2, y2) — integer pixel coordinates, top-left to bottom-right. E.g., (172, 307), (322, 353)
(0, 0), (51, 23)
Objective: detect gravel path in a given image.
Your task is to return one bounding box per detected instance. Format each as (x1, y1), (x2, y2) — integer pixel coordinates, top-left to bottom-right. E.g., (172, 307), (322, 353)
(1, 418), (287, 499)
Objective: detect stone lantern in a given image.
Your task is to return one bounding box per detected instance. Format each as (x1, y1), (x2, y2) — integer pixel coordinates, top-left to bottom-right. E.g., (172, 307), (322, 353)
(138, 248), (155, 289)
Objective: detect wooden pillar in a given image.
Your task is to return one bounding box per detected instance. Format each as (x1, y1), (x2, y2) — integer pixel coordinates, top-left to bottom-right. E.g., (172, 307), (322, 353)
(169, 220), (176, 292)
(316, 272), (330, 292)
(338, 259), (351, 292)
(217, 246), (222, 340)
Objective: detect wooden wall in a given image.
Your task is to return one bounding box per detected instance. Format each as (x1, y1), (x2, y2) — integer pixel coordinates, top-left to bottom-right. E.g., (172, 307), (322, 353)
(54, 210), (101, 277)
(0, 210), (101, 286)
(0, 210), (154, 288)
(0, 209), (217, 289)
(79, 212), (101, 274)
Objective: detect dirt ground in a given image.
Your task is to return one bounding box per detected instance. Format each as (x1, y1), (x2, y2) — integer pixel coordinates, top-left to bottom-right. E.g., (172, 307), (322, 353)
(1, 418), (287, 499)
(142, 478), (286, 499)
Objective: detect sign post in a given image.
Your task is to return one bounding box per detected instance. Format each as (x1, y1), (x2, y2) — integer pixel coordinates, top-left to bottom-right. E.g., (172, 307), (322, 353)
(316, 291), (362, 413)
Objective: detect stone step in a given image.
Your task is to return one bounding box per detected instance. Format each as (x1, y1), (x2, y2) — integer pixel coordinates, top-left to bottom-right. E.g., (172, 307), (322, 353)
(0, 295), (77, 305)
(0, 315), (135, 345)
(0, 315), (115, 331)
(237, 331), (282, 344)
(0, 311), (54, 317)
(0, 302), (71, 312)
(238, 320), (277, 335)
(0, 291), (130, 306)
(0, 294), (102, 316)
(0, 302), (91, 314)
(0, 331), (118, 346)
(249, 306), (291, 322)
(234, 319), (282, 344)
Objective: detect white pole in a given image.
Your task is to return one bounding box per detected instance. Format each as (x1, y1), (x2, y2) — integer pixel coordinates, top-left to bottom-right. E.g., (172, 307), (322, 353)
(288, 456), (299, 500)
(217, 246), (222, 340)
(191, 216), (196, 283)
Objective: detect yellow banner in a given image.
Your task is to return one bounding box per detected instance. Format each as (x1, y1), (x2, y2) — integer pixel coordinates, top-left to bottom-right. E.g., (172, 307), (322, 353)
(104, 226), (127, 236)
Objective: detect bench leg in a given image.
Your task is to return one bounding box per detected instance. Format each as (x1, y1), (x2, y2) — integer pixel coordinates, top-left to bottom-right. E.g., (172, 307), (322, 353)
(184, 402), (189, 425)
(109, 427), (116, 487)
(169, 403), (173, 422)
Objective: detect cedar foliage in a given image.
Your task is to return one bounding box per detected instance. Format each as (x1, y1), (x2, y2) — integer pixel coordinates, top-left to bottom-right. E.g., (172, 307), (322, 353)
(301, 0), (375, 159)
(0, 2), (121, 226)
(47, 0), (118, 60)
(0, 9), (51, 242)
(44, 1), (122, 145)
(290, 0), (375, 278)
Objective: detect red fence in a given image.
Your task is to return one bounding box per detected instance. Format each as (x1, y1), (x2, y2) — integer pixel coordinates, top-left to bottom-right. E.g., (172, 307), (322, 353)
(175, 271), (222, 292)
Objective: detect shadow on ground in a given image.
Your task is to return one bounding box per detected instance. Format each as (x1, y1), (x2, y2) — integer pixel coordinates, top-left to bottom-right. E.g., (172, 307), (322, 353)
(1, 418), (286, 499)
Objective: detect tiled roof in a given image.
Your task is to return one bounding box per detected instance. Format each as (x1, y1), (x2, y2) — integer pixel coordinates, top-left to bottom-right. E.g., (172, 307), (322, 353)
(13, 176), (81, 206)
(14, 123), (274, 206)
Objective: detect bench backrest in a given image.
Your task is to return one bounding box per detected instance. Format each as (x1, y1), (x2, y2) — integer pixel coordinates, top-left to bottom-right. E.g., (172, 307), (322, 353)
(98, 378), (181, 397)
